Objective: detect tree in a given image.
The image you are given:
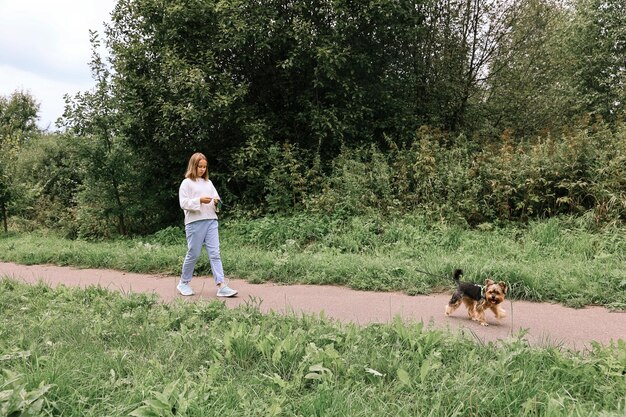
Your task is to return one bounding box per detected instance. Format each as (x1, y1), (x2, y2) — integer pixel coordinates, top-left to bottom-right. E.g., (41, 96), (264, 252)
(0, 90), (39, 232)
(410, 0), (527, 132)
(480, 0), (577, 137)
(97, 0), (588, 218)
(102, 0), (478, 218)
(12, 132), (85, 236)
(59, 31), (136, 236)
(568, 0), (626, 122)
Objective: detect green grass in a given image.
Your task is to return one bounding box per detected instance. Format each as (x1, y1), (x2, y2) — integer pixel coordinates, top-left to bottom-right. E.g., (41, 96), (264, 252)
(0, 214), (625, 309)
(1, 280), (625, 416)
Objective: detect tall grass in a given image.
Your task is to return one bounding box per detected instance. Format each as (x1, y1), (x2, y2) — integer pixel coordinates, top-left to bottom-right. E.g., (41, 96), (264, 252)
(1, 214), (624, 309)
(1, 280), (624, 416)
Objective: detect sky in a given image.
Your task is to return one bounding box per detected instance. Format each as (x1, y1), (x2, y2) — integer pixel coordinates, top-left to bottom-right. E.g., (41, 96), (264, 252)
(0, 0), (117, 130)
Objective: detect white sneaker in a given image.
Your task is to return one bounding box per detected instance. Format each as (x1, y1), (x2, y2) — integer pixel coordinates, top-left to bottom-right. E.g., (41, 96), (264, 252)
(177, 282), (194, 296)
(216, 284), (238, 297)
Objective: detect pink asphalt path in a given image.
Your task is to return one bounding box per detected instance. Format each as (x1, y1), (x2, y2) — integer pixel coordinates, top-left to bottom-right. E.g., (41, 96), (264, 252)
(2, 262), (624, 350)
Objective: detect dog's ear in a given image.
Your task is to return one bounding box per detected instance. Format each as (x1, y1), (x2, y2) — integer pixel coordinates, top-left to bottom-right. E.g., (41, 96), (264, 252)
(484, 278), (495, 286)
(498, 281), (508, 294)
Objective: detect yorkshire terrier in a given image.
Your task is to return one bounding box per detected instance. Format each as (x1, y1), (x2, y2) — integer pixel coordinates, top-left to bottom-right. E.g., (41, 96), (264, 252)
(444, 269), (507, 326)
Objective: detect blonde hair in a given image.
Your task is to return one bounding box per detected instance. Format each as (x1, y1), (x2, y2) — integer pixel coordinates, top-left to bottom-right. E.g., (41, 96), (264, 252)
(185, 152), (209, 181)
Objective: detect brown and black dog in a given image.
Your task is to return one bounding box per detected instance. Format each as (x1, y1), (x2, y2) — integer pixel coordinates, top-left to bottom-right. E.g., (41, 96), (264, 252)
(444, 269), (507, 326)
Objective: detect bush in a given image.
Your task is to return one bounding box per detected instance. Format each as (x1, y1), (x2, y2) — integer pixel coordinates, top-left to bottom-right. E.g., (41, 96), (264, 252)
(313, 121), (626, 226)
(477, 119), (626, 223)
(145, 226), (186, 246)
(6, 120), (626, 235)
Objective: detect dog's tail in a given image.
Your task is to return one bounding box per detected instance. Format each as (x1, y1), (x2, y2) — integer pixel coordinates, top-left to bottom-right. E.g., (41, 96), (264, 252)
(452, 269), (463, 283)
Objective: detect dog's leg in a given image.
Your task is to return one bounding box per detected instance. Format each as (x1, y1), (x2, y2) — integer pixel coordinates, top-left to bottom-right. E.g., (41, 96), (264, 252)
(475, 303), (488, 326)
(478, 314), (488, 325)
(445, 293), (462, 316)
(492, 305), (507, 320)
(463, 298), (478, 320)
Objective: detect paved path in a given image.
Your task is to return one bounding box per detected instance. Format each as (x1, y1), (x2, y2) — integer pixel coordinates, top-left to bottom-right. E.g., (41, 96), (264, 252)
(2, 262), (624, 350)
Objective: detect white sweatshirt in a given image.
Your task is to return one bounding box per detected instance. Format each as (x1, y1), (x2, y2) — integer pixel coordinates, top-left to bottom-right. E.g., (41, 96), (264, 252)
(179, 178), (221, 224)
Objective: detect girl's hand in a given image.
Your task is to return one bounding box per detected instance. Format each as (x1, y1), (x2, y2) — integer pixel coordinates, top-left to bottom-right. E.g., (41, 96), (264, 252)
(200, 197), (213, 204)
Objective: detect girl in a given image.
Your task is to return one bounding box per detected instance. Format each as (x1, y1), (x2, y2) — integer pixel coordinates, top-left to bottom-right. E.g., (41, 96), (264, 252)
(177, 152), (237, 297)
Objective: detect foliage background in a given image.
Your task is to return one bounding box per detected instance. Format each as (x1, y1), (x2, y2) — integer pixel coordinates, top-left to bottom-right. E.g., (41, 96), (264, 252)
(1, 0), (625, 236)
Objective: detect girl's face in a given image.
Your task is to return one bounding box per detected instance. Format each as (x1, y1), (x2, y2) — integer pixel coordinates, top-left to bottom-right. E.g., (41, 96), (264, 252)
(197, 159), (207, 178)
